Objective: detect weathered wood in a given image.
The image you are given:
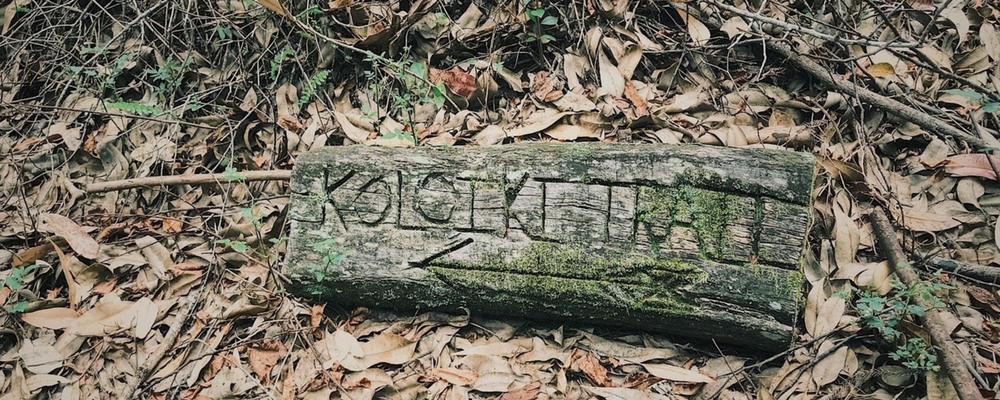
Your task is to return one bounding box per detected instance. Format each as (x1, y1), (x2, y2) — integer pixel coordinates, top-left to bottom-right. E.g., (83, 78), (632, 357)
(286, 143), (816, 350)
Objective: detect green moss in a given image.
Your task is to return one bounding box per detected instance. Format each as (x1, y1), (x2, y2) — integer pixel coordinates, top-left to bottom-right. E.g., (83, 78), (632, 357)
(428, 242), (707, 316)
(636, 185), (753, 261)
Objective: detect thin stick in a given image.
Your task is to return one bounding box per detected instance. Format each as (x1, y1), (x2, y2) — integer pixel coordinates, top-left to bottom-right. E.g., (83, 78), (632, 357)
(120, 286), (205, 400)
(687, 3), (992, 151)
(704, 1), (919, 48)
(869, 209), (982, 400)
(86, 170), (292, 193)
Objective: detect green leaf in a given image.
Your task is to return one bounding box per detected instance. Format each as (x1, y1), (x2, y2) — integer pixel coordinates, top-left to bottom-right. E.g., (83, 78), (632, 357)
(222, 167), (246, 182)
(409, 62), (428, 79)
(527, 8), (545, 18)
(941, 89), (984, 102)
(230, 241), (248, 253)
(525, 35), (537, 43)
(540, 15), (558, 25)
(8, 302), (29, 313)
(431, 83), (446, 108)
(984, 101), (999, 114)
(540, 34), (556, 43)
(106, 101), (162, 116)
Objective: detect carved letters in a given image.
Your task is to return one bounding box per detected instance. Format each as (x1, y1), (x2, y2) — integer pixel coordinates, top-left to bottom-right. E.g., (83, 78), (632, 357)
(303, 168), (809, 267)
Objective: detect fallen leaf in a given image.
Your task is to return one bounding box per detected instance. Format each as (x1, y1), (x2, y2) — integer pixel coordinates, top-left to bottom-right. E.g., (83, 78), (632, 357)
(430, 67), (476, 99)
(623, 80), (648, 115)
(675, 8), (710, 46)
(574, 350), (613, 387)
(866, 62), (896, 77)
(942, 153), (1000, 180)
(256, 0), (293, 19)
(641, 363), (713, 383)
(499, 382), (541, 400)
(431, 367), (478, 386)
(811, 339), (849, 387)
(39, 214), (99, 259)
(249, 340), (288, 385)
(20, 307), (80, 330)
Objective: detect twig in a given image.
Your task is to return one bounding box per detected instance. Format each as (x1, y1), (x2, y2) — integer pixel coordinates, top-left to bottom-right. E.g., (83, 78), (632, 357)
(869, 209), (982, 400)
(10, 103), (219, 130)
(86, 170), (292, 193)
(890, 47), (1000, 104)
(121, 286), (205, 400)
(687, 3), (992, 151)
(925, 257), (1000, 286)
(703, 1), (920, 48)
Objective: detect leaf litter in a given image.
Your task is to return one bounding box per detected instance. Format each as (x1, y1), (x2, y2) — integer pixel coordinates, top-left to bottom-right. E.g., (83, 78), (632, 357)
(1, 0), (1000, 398)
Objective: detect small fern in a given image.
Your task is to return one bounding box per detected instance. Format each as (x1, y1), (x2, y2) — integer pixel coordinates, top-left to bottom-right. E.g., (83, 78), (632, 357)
(270, 48), (295, 80)
(299, 70), (329, 107)
(106, 101), (162, 115)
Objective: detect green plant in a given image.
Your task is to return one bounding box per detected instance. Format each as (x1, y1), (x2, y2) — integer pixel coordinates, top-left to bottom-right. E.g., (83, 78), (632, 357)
(145, 54), (194, 97)
(523, 0), (557, 59)
(106, 100), (163, 116)
(4, 264), (39, 313)
(299, 70), (330, 107)
(65, 52), (134, 97)
(854, 275), (950, 372)
(222, 167), (246, 182)
(890, 337), (938, 372)
(307, 238), (347, 283)
(215, 25), (236, 40)
(270, 47), (295, 80)
(360, 50), (446, 145)
(215, 238), (249, 253)
(941, 89), (999, 113)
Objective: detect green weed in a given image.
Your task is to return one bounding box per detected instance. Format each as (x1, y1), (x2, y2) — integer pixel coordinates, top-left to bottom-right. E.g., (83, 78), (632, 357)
(854, 275), (950, 372)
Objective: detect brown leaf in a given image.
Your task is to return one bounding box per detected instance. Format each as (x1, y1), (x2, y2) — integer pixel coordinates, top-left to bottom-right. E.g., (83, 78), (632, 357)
(162, 217), (183, 233)
(641, 363), (714, 383)
(13, 241), (58, 268)
(574, 350), (612, 387)
(431, 367), (478, 386)
(277, 114), (304, 135)
(623, 80), (648, 115)
(256, 0), (293, 19)
(942, 154), (1000, 180)
(430, 67), (477, 99)
(499, 382), (541, 400)
(40, 213), (99, 259)
(248, 340), (288, 385)
(20, 307), (80, 329)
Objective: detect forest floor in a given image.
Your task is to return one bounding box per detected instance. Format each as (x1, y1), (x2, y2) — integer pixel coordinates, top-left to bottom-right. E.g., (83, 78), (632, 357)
(2, 0), (1000, 399)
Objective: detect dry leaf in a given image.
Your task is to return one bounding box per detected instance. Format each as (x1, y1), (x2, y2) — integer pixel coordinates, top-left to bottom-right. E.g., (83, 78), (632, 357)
(811, 340), (849, 387)
(642, 363), (713, 383)
(20, 308), (80, 330)
(675, 8), (710, 45)
(942, 153), (1000, 180)
(39, 214), (99, 259)
(574, 350), (613, 387)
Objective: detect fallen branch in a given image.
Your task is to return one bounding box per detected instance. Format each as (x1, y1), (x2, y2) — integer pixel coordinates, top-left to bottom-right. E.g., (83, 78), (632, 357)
(869, 209), (982, 400)
(11, 103), (219, 130)
(86, 170), (292, 193)
(706, 1), (919, 48)
(926, 257), (1000, 286)
(691, 2), (992, 151)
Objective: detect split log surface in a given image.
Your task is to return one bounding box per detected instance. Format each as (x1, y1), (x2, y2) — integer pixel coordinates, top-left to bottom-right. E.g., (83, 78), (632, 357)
(286, 143), (816, 350)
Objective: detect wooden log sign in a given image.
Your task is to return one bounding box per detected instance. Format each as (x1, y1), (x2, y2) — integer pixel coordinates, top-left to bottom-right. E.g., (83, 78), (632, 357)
(286, 143), (816, 350)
